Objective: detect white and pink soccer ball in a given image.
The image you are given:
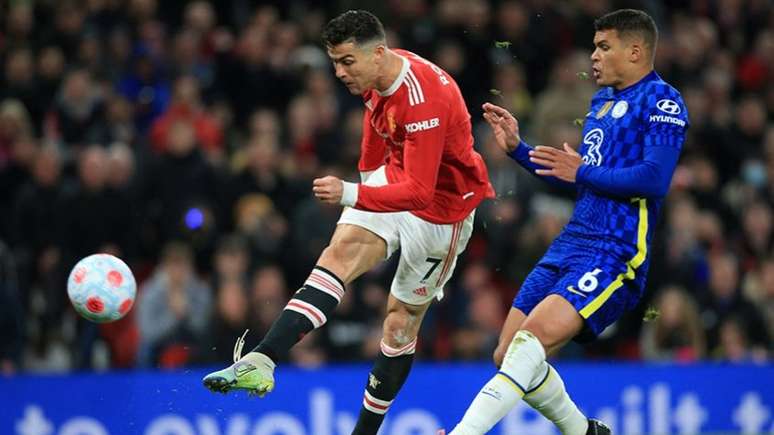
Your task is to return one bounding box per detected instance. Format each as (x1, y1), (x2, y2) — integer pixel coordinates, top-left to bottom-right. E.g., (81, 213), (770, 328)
(67, 253), (137, 323)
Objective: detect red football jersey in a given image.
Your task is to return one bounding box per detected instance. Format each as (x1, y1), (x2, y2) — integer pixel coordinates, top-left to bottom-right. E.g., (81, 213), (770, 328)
(355, 49), (495, 224)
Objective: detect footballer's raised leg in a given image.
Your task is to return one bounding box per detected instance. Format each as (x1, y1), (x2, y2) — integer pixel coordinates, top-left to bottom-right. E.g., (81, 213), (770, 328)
(203, 224), (386, 396)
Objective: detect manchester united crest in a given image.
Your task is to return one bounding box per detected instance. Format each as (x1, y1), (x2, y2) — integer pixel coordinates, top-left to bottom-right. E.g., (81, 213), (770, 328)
(387, 111), (397, 134)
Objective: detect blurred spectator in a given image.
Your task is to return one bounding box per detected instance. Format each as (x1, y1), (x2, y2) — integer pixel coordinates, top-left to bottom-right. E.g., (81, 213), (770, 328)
(117, 49), (171, 133)
(443, 261), (504, 360)
(648, 195), (707, 293)
(105, 28), (134, 82)
(52, 69), (105, 147)
(0, 100), (36, 237)
(171, 28), (215, 91)
(742, 256), (774, 343)
(762, 260), (774, 346)
(493, 0), (563, 95)
(288, 191), (340, 280)
(227, 124), (301, 218)
(142, 119), (219, 248)
(205, 279), (250, 364)
(11, 144), (65, 337)
(185, 1), (215, 33)
(234, 193), (289, 265)
(0, 48), (42, 130)
(451, 287), (503, 360)
(433, 40), (477, 105)
(216, 24), (294, 127)
(320, 286), (371, 362)
(530, 50), (595, 147)
(247, 108), (281, 145)
(492, 62), (533, 119)
(53, 1), (88, 59)
(507, 195), (572, 284)
(150, 75), (223, 160)
(304, 69), (342, 165)
(60, 146), (130, 265)
(104, 142), (139, 258)
(91, 94), (137, 146)
(137, 241), (212, 367)
(713, 316), (768, 363)
(338, 107), (365, 169)
(640, 285), (706, 362)
(4, 3), (34, 47)
(76, 34), (104, 75)
(683, 156), (737, 229)
(737, 201), (773, 268)
(699, 251), (770, 352)
(247, 264), (289, 360)
(0, 241), (24, 375)
(210, 99), (238, 154)
(0, 99), (33, 160)
(212, 233), (250, 287)
(736, 29), (774, 92)
(731, 95), (768, 165)
(36, 47), (66, 114)
(269, 21), (303, 72)
(286, 94), (323, 167)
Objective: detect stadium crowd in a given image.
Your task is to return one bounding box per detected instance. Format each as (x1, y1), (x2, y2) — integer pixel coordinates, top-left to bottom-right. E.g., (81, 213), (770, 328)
(0, 0), (772, 373)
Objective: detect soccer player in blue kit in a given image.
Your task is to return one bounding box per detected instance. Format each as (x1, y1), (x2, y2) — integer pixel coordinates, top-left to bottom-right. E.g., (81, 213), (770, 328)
(447, 9), (689, 435)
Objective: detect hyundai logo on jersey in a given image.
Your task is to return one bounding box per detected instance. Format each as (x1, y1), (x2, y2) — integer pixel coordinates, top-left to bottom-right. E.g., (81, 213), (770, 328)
(656, 99), (681, 115)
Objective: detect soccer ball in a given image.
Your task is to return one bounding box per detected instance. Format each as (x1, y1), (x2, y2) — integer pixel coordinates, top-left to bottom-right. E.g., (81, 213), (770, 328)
(67, 253), (137, 323)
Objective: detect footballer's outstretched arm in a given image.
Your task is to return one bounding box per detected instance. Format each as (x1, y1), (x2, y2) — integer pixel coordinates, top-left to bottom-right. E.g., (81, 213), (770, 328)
(575, 112), (686, 198)
(526, 134), (682, 199)
(482, 102), (576, 190)
(508, 141), (578, 190)
(313, 112), (441, 210)
(576, 145), (681, 198)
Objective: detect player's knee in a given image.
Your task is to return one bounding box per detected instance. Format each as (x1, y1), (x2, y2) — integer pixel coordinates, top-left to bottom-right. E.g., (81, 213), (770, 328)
(499, 330), (546, 378)
(319, 238), (362, 278)
(382, 310), (416, 348)
(321, 239), (356, 264)
(518, 320), (560, 351)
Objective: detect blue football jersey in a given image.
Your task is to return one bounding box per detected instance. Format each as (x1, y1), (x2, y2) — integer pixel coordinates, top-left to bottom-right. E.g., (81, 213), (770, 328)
(554, 71), (689, 286)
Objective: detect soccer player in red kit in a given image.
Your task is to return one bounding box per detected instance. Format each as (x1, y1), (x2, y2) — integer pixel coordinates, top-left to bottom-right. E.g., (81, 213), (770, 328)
(204, 10), (494, 434)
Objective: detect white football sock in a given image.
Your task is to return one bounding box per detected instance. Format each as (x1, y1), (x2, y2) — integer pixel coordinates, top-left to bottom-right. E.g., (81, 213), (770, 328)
(450, 330), (546, 435)
(524, 363), (588, 435)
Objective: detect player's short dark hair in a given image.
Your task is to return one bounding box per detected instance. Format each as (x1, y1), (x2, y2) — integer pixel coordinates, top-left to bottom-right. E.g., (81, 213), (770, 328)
(321, 10), (386, 47)
(594, 9), (658, 54)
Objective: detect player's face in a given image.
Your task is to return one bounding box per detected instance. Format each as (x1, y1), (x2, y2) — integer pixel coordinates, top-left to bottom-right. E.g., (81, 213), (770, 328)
(591, 30), (629, 88)
(327, 41), (381, 95)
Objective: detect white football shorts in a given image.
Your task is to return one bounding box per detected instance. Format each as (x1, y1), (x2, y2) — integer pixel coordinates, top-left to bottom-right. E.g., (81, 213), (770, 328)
(338, 166), (475, 305)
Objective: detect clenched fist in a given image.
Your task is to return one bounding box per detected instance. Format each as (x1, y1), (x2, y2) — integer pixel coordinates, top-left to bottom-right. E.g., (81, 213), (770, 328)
(313, 175), (344, 204)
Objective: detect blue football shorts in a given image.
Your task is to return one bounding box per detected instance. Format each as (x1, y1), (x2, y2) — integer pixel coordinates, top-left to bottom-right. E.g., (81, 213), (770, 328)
(512, 239), (646, 341)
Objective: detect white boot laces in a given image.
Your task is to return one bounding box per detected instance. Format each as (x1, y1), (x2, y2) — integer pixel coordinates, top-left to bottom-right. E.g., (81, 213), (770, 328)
(232, 329), (249, 363)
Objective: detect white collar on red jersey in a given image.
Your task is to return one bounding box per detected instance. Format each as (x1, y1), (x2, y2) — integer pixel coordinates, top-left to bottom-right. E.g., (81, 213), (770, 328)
(377, 55), (410, 97)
